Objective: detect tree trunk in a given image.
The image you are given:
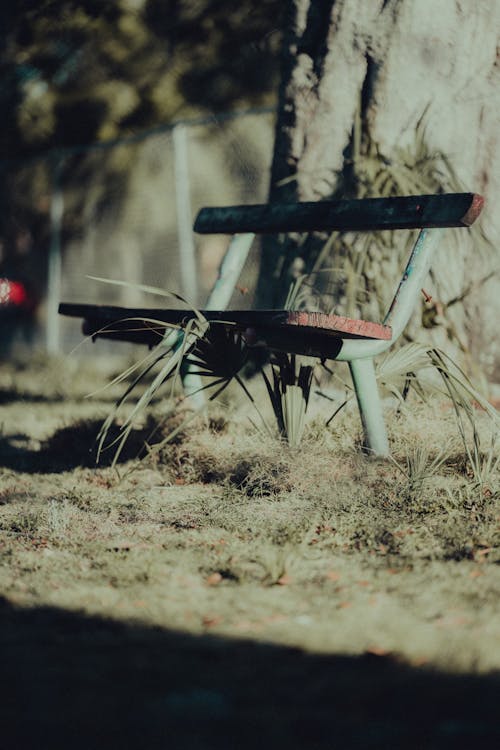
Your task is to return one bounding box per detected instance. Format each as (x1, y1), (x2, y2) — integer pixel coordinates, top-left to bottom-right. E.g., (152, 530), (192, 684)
(257, 0), (500, 377)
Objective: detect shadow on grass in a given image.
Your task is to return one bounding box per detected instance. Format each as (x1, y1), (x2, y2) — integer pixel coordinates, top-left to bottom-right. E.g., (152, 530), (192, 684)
(1, 596), (499, 750)
(0, 388), (65, 405)
(0, 419), (155, 473)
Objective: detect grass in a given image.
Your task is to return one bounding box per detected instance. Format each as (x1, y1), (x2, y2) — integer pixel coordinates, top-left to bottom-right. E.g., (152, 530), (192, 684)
(2, 355), (499, 644)
(1, 354), (499, 747)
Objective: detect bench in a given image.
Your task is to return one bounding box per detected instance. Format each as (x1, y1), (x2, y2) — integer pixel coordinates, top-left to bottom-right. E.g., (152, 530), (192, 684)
(60, 192), (483, 456)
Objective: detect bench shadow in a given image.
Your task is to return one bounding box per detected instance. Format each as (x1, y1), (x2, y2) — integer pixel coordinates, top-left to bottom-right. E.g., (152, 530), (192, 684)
(0, 419), (153, 473)
(0, 388), (65, 405)
(1, 596), (499, 750)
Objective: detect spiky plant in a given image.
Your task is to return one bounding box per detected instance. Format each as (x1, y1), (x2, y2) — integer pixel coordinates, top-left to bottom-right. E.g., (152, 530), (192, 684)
(425, 349), (499, 493)
(83, 279), (208, 465)
(391, 444), (451, 507)
(376, 341), (499, 493)
(375, 343), (431, 405)
(92, 275), (318, 455)
(184, 324), (249, 400)
(96, 315), (208, 466)
(89, 282), (278, 464)
(261, 353), (314, 448)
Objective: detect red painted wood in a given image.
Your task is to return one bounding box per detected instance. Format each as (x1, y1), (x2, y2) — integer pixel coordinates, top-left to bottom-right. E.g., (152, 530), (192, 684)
(286, 311), (391, 340)
(460, 193), (484, 226)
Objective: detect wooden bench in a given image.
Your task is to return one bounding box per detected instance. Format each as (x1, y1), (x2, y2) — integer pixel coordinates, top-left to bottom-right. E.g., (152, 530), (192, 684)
(60, 192), (483, 456)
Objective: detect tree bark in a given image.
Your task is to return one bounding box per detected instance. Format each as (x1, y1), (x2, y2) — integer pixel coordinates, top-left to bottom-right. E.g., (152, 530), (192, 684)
(257, 0), (500, 376)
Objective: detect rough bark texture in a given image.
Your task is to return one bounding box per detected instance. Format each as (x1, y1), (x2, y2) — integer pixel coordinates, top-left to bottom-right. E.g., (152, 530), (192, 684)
(257, 0), (500, 377)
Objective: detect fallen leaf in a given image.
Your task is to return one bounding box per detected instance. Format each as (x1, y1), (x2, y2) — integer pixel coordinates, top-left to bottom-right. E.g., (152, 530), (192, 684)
(469, 569), (484, 579)
(476, 547), (493, 557)
(205, 572), (223, 586)
(276, 574), (292, 586)
(202, 615), (223, 628)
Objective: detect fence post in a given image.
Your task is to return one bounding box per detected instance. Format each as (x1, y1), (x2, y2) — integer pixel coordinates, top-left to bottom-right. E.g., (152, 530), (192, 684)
(173, 123), (197, 305)
(46, 154), (64, 354)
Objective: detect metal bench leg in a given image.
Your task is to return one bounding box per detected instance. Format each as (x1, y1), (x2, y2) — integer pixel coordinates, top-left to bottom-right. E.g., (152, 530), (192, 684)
(349, 357), (389, 457)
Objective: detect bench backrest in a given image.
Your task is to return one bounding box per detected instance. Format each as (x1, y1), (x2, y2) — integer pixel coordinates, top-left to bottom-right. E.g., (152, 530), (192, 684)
(194, 193), (483, 235)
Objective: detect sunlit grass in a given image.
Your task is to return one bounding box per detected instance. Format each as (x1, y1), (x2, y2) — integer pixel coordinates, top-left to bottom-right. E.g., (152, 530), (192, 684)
(1, 355), (499, 672)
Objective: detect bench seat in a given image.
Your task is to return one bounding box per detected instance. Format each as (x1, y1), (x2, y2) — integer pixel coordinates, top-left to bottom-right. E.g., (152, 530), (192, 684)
(59, 304), (392, 359)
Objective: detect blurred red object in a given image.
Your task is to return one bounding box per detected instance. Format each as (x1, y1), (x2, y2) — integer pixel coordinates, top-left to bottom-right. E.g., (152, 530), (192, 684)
(0, 277), (34, 310)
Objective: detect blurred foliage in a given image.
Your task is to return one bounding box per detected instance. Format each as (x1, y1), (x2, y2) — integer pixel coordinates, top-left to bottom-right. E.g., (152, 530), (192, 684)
(0, 0), (283, 160)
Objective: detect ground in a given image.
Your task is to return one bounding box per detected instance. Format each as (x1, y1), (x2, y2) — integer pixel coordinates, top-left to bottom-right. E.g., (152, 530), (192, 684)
(0, 353), (499, 749)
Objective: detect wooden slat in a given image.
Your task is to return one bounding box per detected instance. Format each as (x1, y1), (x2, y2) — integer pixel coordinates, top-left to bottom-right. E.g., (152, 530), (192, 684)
(59, 304), (392, 357)
(194, 193), (483, 235)
(286, 311), (391, 340)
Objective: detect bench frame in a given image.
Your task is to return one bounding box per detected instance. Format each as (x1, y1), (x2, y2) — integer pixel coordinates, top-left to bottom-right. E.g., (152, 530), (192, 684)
(194, 194), (483, 456)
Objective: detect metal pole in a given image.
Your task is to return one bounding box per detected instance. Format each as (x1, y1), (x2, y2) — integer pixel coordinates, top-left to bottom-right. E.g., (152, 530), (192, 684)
(204, 233), (254, 310)
(47, 155), (64, 354)
(336, 229), (440, 361)
(349, 357), (390, 457)
(339, 230), (441, 456)
(173, 124), (197, 305)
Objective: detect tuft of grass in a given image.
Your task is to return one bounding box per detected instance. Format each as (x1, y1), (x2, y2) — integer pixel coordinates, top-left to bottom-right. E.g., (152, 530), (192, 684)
(425, 349), (499, 492)
(7, 512), (40, 538)
(374, 343), (500, 494)
(391, 444), (451, 509)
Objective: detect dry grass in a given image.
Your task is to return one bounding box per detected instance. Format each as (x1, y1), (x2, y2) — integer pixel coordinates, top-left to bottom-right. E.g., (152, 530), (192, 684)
(1, 355), (499, 658)
(1, 355), (499, 747)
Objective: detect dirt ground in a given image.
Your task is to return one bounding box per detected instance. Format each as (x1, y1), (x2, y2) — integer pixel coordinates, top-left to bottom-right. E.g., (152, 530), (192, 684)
(1, 354), (499, 749)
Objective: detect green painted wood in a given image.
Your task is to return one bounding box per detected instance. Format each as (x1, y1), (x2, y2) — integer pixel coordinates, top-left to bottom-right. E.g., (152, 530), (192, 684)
(194, 193), (483, 235)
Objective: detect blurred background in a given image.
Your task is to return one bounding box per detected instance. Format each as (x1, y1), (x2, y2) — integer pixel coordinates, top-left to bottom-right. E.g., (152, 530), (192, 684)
(0, 0), (498, 381)
(0, 0), (283, 353)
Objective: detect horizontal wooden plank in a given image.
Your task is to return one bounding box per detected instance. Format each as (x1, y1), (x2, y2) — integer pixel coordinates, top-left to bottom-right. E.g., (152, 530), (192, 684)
(286, 310), (391, 340)
(59, 304), (392, 358)
(194, 193), (483, 235)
